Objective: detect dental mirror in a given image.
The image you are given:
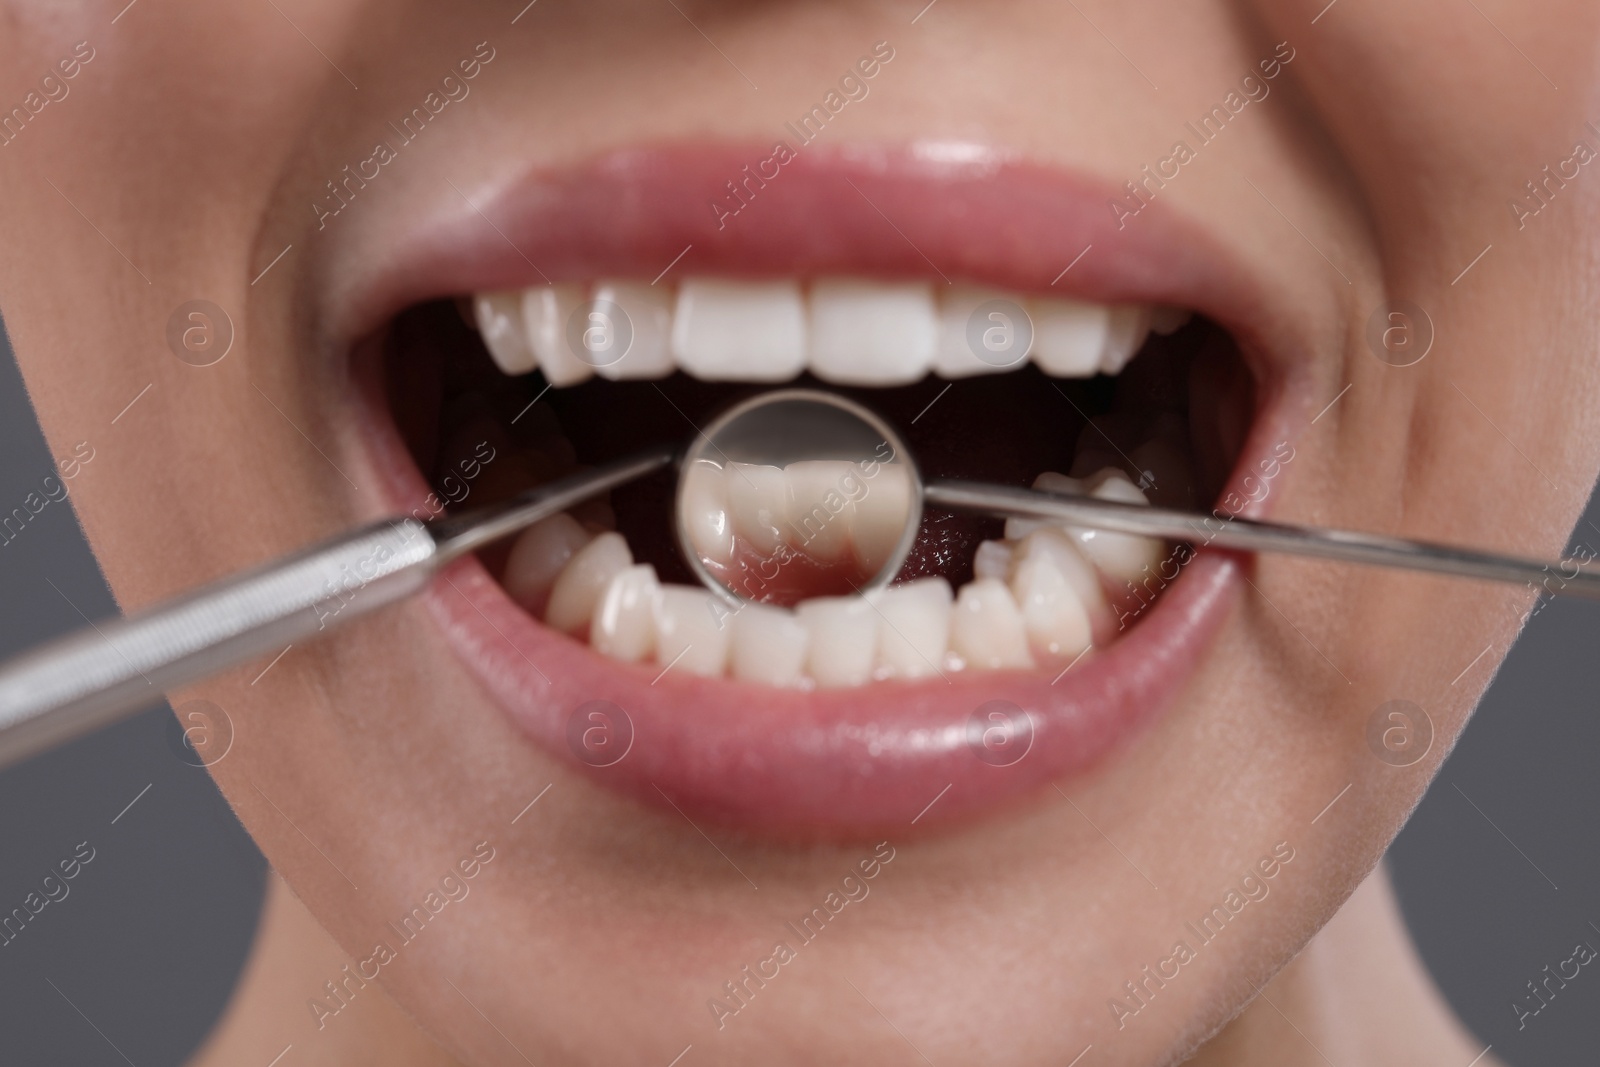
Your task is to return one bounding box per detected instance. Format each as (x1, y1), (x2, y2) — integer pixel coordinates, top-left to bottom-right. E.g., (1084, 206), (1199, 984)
(676, 390), (922, 608)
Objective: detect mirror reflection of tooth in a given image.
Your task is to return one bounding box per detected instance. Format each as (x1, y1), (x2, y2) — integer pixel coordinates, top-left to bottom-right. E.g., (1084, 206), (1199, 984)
(522, 284), (592, 387)
(503, 513), (592, 617)
(1011, 530), (1101, 659)
(681, 459), (736, 565)
(592, 281), (674, 381)
(725, 462), (788, 555)
(807, 278), (938, 386)
(730, 603), (810, 686)
(951, 578), (1035, 670)
(1029, 296), (1110, 378)
(653, 586), (730, 677)
(795, 596), (879, 688)
(591, 564), (660, 662)
(473, 291), (537, 375)
(1100, 305), (1155, 375)
(544, 531), (632, 636)
(972, 540), (1014, 582)
(784, 460), (857, 559)
(1067, 469), (1163, 582)
(873, 578), (953, 680)
(850, 463), (913, 574)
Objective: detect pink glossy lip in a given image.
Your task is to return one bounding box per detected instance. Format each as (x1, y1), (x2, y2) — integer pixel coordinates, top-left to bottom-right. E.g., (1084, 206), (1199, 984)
(340, 142), (1296, 836)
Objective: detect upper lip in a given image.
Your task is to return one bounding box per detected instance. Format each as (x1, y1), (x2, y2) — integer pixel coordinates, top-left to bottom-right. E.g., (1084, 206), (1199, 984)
(333, 140), (1310, 836)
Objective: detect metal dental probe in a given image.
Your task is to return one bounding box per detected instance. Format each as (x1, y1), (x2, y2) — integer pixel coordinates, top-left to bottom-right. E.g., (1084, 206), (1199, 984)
(1, 389), (1597, 770)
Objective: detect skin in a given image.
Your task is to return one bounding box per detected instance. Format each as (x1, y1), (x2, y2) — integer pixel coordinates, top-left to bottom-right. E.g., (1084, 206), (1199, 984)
(2, 1), (1597, 1063)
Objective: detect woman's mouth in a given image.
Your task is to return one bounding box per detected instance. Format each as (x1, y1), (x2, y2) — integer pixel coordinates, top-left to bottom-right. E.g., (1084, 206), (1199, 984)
(340, 143), (1301, 836)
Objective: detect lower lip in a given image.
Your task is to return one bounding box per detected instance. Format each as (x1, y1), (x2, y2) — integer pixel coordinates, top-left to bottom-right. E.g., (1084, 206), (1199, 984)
(355, 363), (1240, 836)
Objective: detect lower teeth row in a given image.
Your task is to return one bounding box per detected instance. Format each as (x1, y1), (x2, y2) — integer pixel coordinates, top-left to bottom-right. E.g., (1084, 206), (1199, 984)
(495, 436), (1195, 688)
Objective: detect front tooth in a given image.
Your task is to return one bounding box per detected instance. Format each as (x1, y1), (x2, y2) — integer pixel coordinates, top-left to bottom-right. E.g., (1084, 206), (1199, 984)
(1099, 305), (1154, 375)
(873, 578), (953, 680)
(653, 585), (731, 677)
(592, 281), (675, 380)
(729, 603), (810, 686)
(1010, 530), (1098, 659)
(972, 539), (1014, 582)
(725, 462), (789, 555)
(473, 291), (538, 375)
(545, 531), (632, 635)
(951, 578), (1035, 670)
(932, 286), (1029, 378)
(808, 278), (938, 385)
(1005, 471), (1085, 541)
(592, 564), (660, 662)
(503, 513), (592, 616)
(680, 459), (736, 566)
(851, 461), (914, 575)
(785, 460), (857, 560)
(671, 278), (806, 382)
(1067, 469), (1164, 582)
(1030, 297), (1111, 377)
(795, 596), (879, 687)
(522, 284), (593, 387)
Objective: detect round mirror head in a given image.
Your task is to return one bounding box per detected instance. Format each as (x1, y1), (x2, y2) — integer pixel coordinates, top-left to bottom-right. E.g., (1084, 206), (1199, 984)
(676, 390), (922, 608)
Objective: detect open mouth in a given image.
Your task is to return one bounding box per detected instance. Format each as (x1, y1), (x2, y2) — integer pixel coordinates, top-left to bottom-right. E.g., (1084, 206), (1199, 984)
(390, 283), (1235, 684)
(342, 144), (1294, 835)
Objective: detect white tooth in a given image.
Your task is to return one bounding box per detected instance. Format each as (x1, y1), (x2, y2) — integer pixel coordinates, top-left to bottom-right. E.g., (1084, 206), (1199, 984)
(1005, 471), (1085, 541)
(522, 284), (593, 387)
(592, 564), (660, 662)
(851, 462), (914, 575)
(1129, 438), (1195, 509)
(808, 278), (938, 385)
(1010, 530), (1099, 659)
(1066, 468), (1164, 582)
(680, 459), (736, 566)
(795, 596), (880, 687)
(473, 291), (538, 375)
(671, 278), (806, 382)
(1030, 297), (1111, 378)
(725, 462), (789, 555)
(873, 578), (953, 680)
(729, 602), (810, 686)
(545, 531), (632, 635)
(972, 540), (1014, 582)
(930, 286), (1029, 378)
(951, 578), (1035, 670)
(1099, 305), (1154, 375)
(785, 460), (857, 560)
(653, 585), (731, 677)
(503, 513), (592, 616)
(1150, 306), (1193, 336)
(592, 281), (675, 380)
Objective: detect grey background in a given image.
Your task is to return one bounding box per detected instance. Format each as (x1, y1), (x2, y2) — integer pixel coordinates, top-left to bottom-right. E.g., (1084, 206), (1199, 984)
(0, 319), (1594, 1065)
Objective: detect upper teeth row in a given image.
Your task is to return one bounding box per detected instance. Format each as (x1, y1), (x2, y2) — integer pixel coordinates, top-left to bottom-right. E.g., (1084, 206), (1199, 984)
(471, 279), (1190, 388)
